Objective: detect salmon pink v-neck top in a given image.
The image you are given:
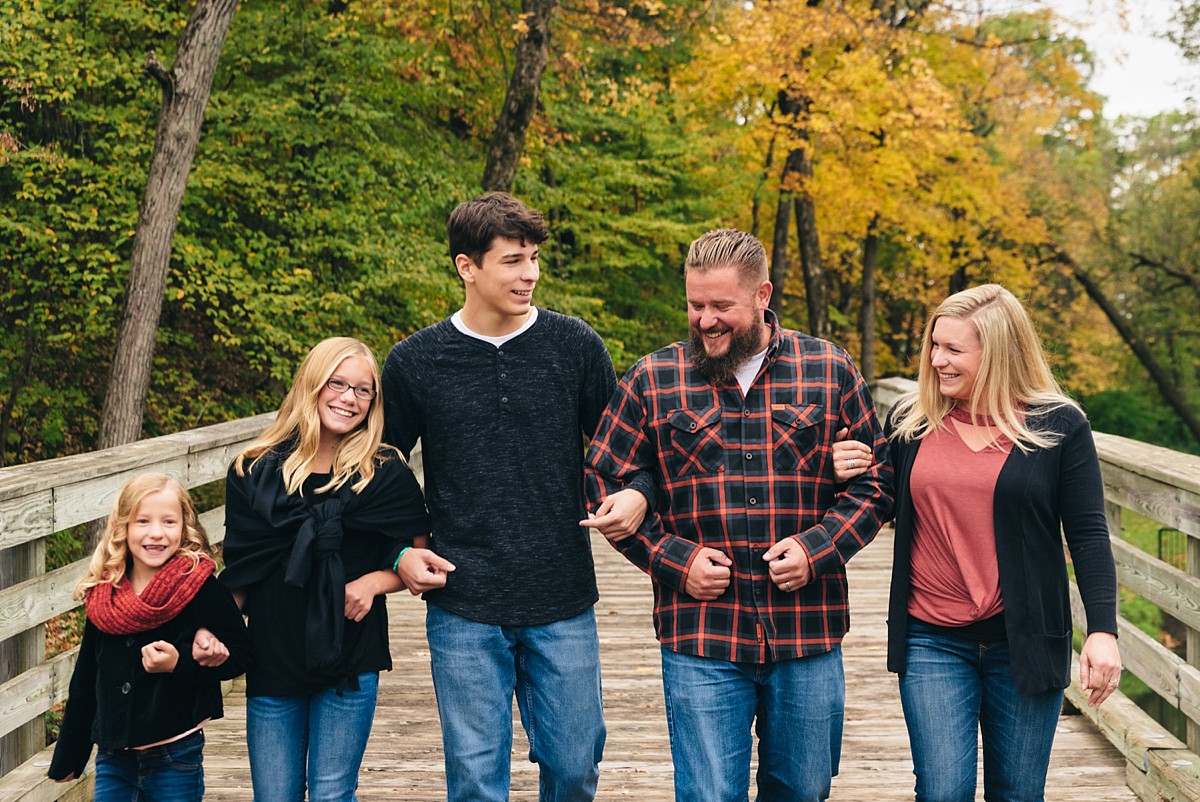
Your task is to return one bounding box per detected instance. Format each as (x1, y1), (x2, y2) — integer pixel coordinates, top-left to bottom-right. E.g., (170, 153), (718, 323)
(908, 408), (1012, 627)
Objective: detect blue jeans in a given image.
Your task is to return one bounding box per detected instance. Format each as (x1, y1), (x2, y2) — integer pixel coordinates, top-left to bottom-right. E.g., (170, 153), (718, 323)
(425, 604), (606, 802)
(245, 671), (379, 802)
(659, 646), (845, 802)
(94, 729), (204, 802)
(899, 622), (1064, 802)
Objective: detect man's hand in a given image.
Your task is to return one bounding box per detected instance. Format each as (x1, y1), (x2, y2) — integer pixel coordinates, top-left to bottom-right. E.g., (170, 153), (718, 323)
(579, 488), (649, 542)
(192, 627), (229, 667)
(142, 640), (180, 673)
(831, 427), (873, 482)
(763, 538), (812, 591)
(684, 548), (732, 600)
(396, 548), (456, 595)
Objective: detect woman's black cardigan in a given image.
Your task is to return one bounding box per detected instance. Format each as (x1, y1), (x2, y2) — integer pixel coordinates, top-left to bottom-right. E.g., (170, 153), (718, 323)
(885, 403), (1119, 695)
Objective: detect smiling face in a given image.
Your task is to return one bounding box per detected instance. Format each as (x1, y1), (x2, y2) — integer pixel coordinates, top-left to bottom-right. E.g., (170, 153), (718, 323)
(317, 355), (374, 442)
(929, 315), (984, 402)
(686, 265), (771, 368)
(126, 489), (184, 590)
(458, 236), (540, 336)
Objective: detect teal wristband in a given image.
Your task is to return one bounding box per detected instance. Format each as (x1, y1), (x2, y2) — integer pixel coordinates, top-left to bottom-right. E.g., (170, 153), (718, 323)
(393, 546), (412, 573)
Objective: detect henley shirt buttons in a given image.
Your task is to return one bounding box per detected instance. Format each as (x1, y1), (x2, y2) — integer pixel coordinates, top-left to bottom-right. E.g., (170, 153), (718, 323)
(501, 397), (508, 403)
(500, 373), (507, 379)
(120, 682), (131, 694)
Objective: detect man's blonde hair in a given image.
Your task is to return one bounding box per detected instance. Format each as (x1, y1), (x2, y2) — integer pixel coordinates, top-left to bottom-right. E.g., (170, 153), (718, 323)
(685, 229), (768, 286)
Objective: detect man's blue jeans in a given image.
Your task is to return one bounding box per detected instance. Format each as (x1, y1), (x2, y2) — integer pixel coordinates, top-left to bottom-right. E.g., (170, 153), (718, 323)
(94, 729), (205, 801)
(659, 646), (845, 802)
(245, 671), (379, 802)
(425, 604), (606, 802)
(899, 621), (1064, 802)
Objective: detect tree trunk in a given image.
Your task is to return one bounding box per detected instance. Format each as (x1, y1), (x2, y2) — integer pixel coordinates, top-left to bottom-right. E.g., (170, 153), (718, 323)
(793, 147), (827, 340)
(859, 217), (879, 382)
(769, 191), (793, 318)
(91, 0), (238, 548)
(482, 0), (557, 192)
(1057, 247), (1200, 445)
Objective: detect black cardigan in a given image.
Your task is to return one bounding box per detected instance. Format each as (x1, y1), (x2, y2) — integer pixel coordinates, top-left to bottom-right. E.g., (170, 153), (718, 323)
(885, 403), (1118, 695)
(48, 576), (252, 780)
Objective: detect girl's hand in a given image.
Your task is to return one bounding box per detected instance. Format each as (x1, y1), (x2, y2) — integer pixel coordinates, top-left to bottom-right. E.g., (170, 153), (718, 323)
(192, 627), (230, 667)
(396, 548), (456, 595)
(142, 640), (180, 673)
(55, 773), (76, 783)
(344, 575), (379, 622)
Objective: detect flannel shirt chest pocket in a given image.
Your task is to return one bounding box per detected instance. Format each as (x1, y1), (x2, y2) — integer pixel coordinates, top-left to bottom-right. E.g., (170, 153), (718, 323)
(770, 404), (823, 472)
(665, 407), (724, 478)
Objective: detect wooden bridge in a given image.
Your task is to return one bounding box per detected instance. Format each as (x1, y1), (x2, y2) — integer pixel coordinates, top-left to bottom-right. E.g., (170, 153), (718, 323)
(1, 377), (1199, 800)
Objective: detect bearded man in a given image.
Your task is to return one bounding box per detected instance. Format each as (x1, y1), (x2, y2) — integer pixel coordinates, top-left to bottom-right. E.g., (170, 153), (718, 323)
(584, 228), (892, 802)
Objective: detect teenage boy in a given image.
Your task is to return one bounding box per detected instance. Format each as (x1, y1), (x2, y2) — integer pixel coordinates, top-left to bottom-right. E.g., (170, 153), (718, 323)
(382, 192), (650, 802)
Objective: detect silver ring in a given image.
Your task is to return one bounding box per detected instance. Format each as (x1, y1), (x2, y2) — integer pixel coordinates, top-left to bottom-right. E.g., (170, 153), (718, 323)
(848, 459), (856, 468)
(785, 580), (791, 591)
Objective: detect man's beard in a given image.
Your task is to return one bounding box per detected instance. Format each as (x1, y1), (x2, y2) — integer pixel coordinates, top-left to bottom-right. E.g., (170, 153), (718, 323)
(688, 321), (766, 386)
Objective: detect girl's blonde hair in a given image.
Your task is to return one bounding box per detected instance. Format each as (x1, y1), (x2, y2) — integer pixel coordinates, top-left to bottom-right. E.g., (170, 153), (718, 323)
(236, 337), (394, 495)
(74, 473), (213, 600)
(890, 284), (1078, 452)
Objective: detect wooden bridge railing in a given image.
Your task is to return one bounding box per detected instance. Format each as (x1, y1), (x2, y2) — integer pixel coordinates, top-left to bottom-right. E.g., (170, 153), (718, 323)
(873, 376), (1200, 802)
(1, 380), (1198, 801)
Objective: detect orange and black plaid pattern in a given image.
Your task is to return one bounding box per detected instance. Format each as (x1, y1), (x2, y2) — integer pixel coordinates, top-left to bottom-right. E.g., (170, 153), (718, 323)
(585, 314), (893, 664)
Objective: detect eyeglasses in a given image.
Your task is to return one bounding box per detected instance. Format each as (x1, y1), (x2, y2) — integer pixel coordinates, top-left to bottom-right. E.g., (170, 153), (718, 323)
(325, 378), (376, 401)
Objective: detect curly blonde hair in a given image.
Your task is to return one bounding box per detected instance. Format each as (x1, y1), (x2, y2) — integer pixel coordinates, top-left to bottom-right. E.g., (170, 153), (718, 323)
(236, 337), (397, 495)
(74, 473), (213, 600)
(890, 284), (1078, 452)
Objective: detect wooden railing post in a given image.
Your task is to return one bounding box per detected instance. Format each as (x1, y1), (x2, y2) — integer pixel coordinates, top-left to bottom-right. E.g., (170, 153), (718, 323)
(1188, 534), (1200, 753)
(0, 540), (46, 774)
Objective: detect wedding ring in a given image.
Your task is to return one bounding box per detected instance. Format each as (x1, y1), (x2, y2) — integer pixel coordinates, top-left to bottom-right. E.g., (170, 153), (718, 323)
(785, 580), (791, 591)
(848, 459), (856, 468)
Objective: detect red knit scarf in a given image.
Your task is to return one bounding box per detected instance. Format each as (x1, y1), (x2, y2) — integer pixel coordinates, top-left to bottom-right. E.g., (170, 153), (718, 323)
(85, 554), (214, 635)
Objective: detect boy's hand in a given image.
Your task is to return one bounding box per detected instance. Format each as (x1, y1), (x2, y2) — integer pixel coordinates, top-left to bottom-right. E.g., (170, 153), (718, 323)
(142, 640), (180, 673)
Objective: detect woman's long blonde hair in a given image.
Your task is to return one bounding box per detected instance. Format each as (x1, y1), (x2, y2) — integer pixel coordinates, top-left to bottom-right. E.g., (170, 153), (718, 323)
(235, 337), (393, 495)
(74, 473), (213, 600)
(890, 284), (1078, 452)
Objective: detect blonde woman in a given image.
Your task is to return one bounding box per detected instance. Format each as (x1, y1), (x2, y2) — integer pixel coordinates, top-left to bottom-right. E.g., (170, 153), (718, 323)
(836, 285), (1120, 801)
(49, 474), (251, 799)
(220, 337), (433, 801)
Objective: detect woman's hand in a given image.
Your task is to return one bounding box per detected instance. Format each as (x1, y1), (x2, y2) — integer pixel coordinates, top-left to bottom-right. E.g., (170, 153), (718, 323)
(831, 428), (874, 482)
(1079, 631), (1122, 706)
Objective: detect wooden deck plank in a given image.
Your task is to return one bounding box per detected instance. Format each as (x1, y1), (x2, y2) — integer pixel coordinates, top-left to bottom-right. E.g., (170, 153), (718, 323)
(200, 527), (1138, 800)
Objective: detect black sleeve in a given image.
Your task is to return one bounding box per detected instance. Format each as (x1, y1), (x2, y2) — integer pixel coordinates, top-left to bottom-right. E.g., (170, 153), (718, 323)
(170, 578), (255, 686)
(48, 621), (100, 781)
(382, 340), (423, 459)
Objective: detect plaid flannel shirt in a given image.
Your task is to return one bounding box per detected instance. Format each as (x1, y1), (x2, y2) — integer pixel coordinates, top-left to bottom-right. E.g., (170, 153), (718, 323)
(585, 313), (893, 663)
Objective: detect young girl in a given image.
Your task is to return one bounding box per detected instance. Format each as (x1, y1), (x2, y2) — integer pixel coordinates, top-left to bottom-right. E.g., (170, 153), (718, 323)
(48, 473), (252, 800)
(219, 336), (434, 801)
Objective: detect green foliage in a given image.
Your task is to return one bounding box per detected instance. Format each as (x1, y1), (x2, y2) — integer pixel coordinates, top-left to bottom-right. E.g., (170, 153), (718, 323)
(1, 0), (1196, 465)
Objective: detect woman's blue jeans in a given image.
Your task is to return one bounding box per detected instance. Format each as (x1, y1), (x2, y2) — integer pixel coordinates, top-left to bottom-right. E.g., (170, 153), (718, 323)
(94, 729), (205, 802)
(425, 604), (606, 802)
(899, 622), (1064, 802)
(659, 646), (844, 802)
(245, 671), (379, 802)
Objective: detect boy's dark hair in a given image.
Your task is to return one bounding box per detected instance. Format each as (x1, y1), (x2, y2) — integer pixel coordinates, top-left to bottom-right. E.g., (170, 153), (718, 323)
(448, 192), (550, 270)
